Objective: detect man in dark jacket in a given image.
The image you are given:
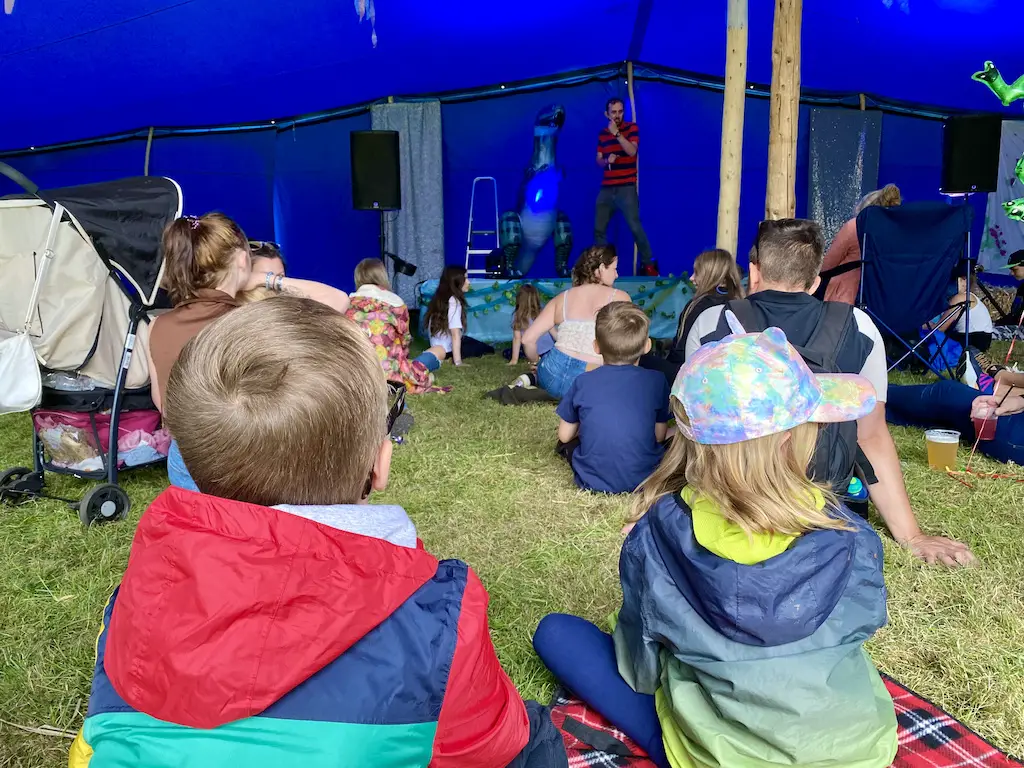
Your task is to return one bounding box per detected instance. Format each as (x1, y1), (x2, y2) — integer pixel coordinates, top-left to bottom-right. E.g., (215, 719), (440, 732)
(684, 219), (975, 567)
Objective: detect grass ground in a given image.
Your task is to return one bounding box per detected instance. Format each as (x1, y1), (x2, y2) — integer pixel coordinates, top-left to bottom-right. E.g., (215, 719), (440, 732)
(1, 347), (1023, 766)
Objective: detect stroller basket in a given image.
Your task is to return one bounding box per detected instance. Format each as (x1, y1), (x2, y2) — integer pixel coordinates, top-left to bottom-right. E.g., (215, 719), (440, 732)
(33, 384), (168, 478)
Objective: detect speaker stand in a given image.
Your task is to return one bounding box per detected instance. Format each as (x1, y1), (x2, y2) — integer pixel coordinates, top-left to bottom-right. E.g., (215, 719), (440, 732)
(377, 209), (417, 278)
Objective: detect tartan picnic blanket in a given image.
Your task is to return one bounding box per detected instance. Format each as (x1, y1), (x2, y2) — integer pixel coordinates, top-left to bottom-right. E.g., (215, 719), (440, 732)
(550, 675), (1022, 768)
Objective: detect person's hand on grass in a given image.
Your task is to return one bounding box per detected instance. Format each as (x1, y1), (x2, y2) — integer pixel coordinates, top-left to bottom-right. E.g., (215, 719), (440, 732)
(903, 533), (976, 567)
(621, 521), (636, 536)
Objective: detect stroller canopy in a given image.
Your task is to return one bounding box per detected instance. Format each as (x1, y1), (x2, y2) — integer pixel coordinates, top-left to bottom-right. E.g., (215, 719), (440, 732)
(39, 176), (182, 307)
(0, 172), (181, 388)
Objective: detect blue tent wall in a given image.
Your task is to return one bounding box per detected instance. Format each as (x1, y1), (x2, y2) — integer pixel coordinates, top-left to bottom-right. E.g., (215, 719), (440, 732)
(3, 1), (1019, 152)
(0, 80), (987, 291)
(272, 113), (379, 288)
(0, 140), (150, 192)
(147, 131), (278, 240)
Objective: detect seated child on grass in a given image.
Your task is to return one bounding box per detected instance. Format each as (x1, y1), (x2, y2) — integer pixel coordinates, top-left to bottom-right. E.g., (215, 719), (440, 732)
(534, 325), (897, 768)
(71, 297), (566, 768)
(508, 283), (554, 366)
(555, 301), (669, 494)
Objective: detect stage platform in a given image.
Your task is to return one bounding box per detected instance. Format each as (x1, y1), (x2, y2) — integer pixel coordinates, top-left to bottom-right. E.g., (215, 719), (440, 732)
(416, 277), (693, 344)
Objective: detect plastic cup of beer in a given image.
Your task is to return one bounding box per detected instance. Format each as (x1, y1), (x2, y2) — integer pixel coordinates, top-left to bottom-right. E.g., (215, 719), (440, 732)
(924, 429), (960, 471)
(972, 403), (998, 442)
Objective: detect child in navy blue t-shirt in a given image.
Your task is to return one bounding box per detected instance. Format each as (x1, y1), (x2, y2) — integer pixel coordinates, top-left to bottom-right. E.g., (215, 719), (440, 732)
(556, 301), (670, 494)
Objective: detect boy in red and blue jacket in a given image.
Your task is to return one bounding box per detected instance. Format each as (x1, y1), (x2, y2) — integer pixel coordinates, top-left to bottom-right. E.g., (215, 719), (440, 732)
(71, 296), (565, 768)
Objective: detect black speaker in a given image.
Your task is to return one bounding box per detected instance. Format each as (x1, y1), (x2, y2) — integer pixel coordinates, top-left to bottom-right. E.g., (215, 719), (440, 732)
(940, 116), (1001, 194)
(350, 130), (401, 210)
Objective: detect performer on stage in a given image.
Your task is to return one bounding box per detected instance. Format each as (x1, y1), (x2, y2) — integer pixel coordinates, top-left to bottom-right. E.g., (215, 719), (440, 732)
(595, 98), (657, 276)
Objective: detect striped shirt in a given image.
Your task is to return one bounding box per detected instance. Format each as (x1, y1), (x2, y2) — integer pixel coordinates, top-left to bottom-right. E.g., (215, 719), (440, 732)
(598, 121), (639, 186)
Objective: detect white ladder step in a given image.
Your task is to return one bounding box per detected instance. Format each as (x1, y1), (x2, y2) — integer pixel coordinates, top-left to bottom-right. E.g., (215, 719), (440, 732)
(465, 176), (500, 273)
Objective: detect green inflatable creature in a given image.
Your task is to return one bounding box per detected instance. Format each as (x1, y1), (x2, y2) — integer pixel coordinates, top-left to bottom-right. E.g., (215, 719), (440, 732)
(973, 61), (1024, 107)
(974, 62), (1024, 221)
(1003, 198), (1024, 220)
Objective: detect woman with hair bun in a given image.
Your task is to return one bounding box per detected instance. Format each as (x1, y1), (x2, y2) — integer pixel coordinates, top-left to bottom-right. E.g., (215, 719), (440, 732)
(146, 213), (350, 490)
(522, 245), (631, 398)
(820, 184), (902, 305)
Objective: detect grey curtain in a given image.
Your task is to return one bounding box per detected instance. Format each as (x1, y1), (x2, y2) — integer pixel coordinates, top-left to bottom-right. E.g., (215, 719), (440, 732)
(370, 101), (444, 304)
(808, 109), (882, 246)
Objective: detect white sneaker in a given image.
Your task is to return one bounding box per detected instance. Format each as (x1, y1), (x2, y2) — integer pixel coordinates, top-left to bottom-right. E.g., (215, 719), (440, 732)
(513, 374), (531, 388)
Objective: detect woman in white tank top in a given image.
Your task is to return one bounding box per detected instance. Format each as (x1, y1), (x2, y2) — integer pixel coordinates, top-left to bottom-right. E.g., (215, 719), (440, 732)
(523, 246), (632, 398)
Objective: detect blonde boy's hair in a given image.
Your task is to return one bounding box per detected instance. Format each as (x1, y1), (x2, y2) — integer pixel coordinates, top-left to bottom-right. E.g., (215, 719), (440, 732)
(237, 286), (277, 304)
(595, 302), (650, 365)
(164, 297), (388, 506)
(630, 401), (847, 535)
(354, 258), (391, 290)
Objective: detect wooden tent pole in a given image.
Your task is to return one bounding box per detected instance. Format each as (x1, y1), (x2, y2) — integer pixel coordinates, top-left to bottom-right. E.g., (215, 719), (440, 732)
(765, 0), (802, 220)
(716, 0), (748, 258)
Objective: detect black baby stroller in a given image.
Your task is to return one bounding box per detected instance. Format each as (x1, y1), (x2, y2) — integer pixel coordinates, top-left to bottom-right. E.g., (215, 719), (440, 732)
(0, 164), (181, 525)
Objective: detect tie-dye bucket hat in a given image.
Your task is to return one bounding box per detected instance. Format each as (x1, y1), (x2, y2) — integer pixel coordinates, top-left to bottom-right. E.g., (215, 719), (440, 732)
(671, 325), (876, 445)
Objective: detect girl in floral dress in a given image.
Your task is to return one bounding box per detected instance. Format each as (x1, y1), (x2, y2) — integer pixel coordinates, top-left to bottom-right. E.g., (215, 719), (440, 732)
(346, 259), (449, 394)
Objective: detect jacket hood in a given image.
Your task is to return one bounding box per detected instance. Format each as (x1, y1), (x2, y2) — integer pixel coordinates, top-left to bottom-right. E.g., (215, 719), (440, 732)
(642, 493), (859, 647)
(103, 487), (439, 729)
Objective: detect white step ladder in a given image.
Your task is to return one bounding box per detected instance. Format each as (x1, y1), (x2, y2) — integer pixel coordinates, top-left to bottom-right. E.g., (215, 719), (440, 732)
(464, 176), (499, 275)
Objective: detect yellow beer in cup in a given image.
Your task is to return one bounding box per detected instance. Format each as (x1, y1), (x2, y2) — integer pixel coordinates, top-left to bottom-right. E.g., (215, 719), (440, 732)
(924, 429), (960, 471)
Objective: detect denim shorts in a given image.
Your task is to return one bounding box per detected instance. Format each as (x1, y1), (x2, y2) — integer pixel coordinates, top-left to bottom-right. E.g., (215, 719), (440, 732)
(167, 439), (199, 492)
(537, 347), (588, 399)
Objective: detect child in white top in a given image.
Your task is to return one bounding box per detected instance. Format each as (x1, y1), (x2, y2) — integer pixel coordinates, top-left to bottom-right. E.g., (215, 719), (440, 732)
(424, 265), (471, 367)
(350, 258), (406, 308)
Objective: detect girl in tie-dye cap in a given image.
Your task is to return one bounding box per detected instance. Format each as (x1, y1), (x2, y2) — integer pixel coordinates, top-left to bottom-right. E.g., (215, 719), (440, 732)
(533, 325), (897, 768)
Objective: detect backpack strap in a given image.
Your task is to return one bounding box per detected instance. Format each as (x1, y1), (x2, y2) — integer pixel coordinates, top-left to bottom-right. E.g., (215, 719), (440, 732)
(798, 301), (855, 372)
(724, 299), (765, 334)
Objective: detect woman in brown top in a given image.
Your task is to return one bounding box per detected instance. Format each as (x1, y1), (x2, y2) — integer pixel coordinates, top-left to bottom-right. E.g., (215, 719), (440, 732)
(820, 184), (901, 305)
(147, 212), (350, 490)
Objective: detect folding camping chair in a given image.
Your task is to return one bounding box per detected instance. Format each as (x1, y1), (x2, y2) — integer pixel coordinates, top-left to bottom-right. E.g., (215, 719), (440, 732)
(846, 202), (975, 378)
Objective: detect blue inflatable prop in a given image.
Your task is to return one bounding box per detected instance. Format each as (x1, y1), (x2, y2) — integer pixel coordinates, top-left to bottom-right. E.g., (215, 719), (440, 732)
(510, 104), (572, 277)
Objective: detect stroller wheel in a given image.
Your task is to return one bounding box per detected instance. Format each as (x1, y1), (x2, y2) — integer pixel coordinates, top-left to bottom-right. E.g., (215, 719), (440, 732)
(0, 466), (39, 504)
(78, 484), (131, 526)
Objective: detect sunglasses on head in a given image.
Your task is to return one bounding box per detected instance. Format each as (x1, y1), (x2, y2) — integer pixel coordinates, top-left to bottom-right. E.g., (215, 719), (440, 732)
(249, 240), (281, 252)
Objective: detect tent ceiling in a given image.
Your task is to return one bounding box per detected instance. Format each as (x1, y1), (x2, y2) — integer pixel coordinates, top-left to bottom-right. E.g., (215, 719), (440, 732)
(0, 0), (1016, 151)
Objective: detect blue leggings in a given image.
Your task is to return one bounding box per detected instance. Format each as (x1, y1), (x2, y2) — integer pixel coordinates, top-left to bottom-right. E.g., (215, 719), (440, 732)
(887, 381), (1024, 465)
(413, 350), (441, 372)
(533, 614), (670, 768)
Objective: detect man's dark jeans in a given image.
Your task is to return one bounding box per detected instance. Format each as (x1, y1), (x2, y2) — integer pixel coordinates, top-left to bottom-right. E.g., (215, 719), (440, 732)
(594, 184), (654, 267)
